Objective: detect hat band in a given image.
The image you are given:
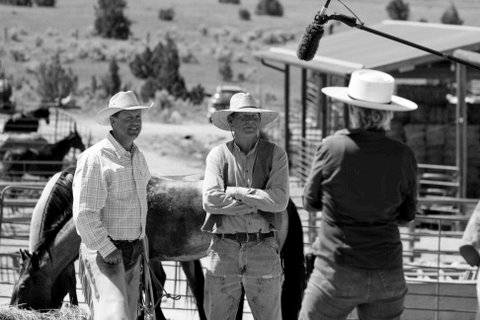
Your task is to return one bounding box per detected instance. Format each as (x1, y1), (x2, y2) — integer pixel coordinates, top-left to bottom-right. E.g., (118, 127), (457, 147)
(347, 94), (392, 105)
(236, 106), (259, 110)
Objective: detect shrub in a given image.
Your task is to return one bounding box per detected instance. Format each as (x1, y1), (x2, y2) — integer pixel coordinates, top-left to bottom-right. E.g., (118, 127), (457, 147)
(0, 0), (32, 6)
(34, 0), (55, 6)
(94, 0), (131, 40)
(188, 84), (206, 105)
(386, 0), (410, 20)
(130, 36), (188, 101)
(36, 53), (78, 103)
(159, 7), (175, 21)
(219, 0), (240, 4)
(239, 8), (251, 21)
(91, 75), (98, 95)
(101, 58), (122, 97)
(255, 0), (283, 17)
(219, 60), (233, 81)
(441, 4), (463, 25)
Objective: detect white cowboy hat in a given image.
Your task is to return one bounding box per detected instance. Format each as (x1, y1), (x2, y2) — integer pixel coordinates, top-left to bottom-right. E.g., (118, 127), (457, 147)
(321, 69), (417, 112)
(96, 91), (153, 125)
(211, 92), (279, 131)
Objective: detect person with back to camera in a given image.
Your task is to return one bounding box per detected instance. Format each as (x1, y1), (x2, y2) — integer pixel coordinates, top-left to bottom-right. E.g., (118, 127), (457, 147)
(299, 69), (419, 320)
(201, 92), (290, 320)
(72, 91), (152, 320)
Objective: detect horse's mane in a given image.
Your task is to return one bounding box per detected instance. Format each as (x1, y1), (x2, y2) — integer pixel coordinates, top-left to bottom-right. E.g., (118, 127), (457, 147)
(34, 167), (76, 258)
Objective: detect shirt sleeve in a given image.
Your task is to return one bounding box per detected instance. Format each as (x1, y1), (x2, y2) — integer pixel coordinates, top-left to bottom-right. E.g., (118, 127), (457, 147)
(303, 141), (329, 211)
(396, 149), (418, 224)
(72, 153), (117, 258)
(202, 147), (256, 215)
(229, 145), (289, 213)
(462, 201), (480, 248)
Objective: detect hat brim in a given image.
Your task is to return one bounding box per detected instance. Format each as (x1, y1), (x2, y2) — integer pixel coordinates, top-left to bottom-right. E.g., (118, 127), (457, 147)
(321, 87), (417, 112)
(211, 108), (279, 131)
(96, 103), (153, 126)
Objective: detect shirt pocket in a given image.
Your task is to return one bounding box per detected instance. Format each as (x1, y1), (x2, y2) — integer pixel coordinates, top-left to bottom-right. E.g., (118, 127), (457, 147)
(109, 167), (135, 200)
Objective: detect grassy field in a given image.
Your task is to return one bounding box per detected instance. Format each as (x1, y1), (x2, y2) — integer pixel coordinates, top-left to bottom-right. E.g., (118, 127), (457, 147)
(1, 0), (480, 110)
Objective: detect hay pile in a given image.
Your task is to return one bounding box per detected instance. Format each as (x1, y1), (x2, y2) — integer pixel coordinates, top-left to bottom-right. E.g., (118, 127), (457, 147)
(0, 305), (89, 320)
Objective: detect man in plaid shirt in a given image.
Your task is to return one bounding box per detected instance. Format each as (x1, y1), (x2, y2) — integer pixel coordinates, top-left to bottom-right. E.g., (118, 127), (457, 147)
(73, 91), (152, 320)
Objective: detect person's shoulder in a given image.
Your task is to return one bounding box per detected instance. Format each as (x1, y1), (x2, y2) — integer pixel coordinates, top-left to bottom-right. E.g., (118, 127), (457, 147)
(207, 143), (227, 159)
(271, 142), (286, 155)
(78, 140), (107, 162)
(323, 129), (350, 144)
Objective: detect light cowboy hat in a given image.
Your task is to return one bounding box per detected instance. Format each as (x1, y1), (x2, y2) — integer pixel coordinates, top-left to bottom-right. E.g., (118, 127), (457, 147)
(96, 91), (153, 125)
(321, 69), (417, 112)
(211, 92), (279, 131)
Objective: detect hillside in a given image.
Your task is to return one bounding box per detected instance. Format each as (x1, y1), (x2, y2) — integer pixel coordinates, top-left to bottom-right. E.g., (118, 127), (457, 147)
(0, 0), (479, 112)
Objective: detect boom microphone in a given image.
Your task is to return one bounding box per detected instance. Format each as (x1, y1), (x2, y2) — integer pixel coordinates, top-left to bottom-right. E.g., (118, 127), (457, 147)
(296, 0), (332, 61)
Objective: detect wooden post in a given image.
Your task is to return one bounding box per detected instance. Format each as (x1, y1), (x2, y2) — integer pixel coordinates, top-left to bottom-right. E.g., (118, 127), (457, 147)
(284, 64), (290, 156)
(456, 63), (467, 198)
(453, 49), (480, 197)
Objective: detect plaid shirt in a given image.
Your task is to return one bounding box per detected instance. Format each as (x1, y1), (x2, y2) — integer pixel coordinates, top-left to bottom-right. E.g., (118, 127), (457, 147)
(72, 132), (151, 258)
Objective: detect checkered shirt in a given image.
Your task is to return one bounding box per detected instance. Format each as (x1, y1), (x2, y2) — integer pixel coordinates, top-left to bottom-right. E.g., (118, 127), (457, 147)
(72, 132), (151, 258)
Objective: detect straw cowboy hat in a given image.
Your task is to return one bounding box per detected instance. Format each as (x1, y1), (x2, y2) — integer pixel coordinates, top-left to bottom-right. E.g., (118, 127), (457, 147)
(96, 91), (153, 125)
(321, 69), (417, 112)
(211, 92), (279, 131)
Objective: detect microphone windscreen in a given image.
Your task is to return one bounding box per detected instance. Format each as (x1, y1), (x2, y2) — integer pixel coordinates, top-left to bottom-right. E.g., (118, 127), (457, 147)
(296, 23), (324, 61)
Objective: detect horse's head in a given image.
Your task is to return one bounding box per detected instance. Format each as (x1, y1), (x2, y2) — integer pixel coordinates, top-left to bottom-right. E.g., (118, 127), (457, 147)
(68, 127), (86, 152)
(10, 249), (58, 310)
(31, 108), (50, 125)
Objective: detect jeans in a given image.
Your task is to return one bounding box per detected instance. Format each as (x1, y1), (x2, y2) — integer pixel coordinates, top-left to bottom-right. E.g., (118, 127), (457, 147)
(299, 257), (407, 320)
(79, 241), (143, 320)
(204, 236), (284, 320)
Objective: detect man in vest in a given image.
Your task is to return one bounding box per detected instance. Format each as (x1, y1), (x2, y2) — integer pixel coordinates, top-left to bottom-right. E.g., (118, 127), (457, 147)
(201, 92), (290, 320)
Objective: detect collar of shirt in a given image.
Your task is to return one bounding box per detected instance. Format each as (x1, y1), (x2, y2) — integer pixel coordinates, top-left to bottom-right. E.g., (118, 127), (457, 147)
(232, 139), (259, 157)
(107, 131), (139, 158)
(231, 140), (259, 188)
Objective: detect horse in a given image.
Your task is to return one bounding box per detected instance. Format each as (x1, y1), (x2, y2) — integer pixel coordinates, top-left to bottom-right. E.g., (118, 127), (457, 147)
(10, 168), (306, 320)
(2, 128), (85, 179)
(3, 107), (50, 133)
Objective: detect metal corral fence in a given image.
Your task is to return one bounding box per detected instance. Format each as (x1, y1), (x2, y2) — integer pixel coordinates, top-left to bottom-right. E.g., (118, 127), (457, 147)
(0, 184), (478, 318)
(0, 108), (92, 181)
(291, 179), (480, 319)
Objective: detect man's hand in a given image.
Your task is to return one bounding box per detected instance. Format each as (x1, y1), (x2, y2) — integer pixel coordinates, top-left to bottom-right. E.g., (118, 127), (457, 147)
(225, 186), (237, 199)
(103, 249), (122, 264)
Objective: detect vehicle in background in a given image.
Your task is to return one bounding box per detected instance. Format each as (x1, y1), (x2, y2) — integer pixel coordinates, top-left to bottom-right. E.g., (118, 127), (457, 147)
(207, 85), (245, 122)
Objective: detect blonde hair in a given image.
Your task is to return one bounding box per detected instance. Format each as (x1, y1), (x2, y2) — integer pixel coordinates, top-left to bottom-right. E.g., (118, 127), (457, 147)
(349, 105), (393, 130)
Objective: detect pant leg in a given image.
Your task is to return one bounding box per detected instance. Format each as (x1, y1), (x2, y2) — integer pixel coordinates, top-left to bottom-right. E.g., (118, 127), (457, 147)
(242, 237), (283, 320)
(356, 268), (407, 320)
(124, 254), (141, 320)
(204, 237), (244, 320)
(299, 257), (361, 320)
(79, 243), (130, 320)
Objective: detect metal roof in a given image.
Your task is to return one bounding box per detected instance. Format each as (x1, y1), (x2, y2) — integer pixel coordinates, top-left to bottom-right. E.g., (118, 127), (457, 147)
(255, 20), (480, 76)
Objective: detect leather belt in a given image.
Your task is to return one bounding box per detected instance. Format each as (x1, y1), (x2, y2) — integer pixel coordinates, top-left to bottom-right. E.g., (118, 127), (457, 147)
(111, 238), (141, 249)
(215, 231), (275, 243)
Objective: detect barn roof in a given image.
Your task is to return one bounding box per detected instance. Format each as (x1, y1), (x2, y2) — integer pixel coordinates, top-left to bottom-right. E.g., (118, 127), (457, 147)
(255, 20), (480, 76)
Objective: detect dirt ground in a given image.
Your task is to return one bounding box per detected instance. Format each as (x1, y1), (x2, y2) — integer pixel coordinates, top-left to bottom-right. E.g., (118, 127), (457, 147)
(76, 116), (232, 177)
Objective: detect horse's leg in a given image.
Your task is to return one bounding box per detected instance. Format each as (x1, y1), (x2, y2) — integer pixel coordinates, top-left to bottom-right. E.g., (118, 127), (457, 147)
(148, 258), (167, 320)
(280, 199), (306, 320)
(50, 261), (77, 308)
(180, 260), (207, 320)
(65, 262), (78, 305)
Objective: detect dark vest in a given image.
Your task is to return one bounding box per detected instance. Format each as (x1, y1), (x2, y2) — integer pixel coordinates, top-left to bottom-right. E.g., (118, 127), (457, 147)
(201, 139), (282, 232)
